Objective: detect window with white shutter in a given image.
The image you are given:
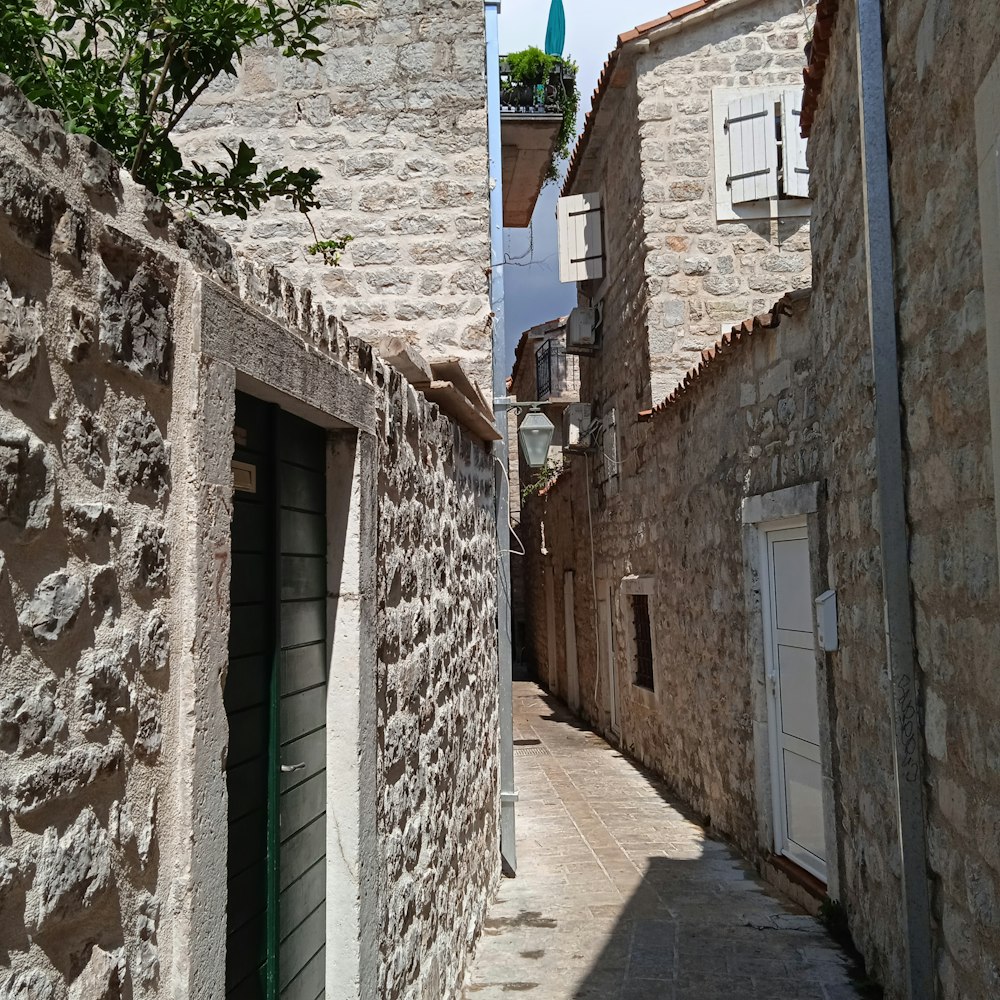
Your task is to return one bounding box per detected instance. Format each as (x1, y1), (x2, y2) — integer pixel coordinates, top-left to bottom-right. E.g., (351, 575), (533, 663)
(602, 407), (619, 496)
(713, 88), (811, 221)
(557, 192), (605, 283)
(725, 93), (779, 204)
(781, 88), (810, 198)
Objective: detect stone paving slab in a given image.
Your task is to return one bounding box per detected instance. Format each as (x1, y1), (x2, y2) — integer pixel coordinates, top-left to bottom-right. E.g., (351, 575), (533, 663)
(463, 683), (860, 1000)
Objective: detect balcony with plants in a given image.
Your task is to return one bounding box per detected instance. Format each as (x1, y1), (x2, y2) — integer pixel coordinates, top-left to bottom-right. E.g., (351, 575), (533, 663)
(499, 47), (579, 227)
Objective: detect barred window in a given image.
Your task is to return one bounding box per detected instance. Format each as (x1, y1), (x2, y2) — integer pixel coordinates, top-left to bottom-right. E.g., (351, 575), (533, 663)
(535, 339), (553, 399)
(631, 594), (654, 691)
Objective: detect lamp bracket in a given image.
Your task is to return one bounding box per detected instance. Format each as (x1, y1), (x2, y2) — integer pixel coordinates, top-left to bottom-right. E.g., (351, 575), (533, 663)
(493, 397), (550, 410)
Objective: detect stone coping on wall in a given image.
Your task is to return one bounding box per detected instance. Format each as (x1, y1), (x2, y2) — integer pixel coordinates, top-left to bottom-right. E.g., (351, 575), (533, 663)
(638, 288), (810, 421)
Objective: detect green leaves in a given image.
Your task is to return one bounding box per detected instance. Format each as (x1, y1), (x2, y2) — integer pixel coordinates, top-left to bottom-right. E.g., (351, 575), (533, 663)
(505, 46), (560, 86)
(504, 46), (579, 182)
(306, 234), (353, 266)
(1, 0), (358, 260)
(169, 141), (324, 219)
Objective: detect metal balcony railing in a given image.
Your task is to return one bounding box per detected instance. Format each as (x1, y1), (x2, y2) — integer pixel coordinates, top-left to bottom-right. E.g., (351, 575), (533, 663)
(536, 339), (553, 399)
(535, 337), (579, 400)
(499, 59), (575, 115)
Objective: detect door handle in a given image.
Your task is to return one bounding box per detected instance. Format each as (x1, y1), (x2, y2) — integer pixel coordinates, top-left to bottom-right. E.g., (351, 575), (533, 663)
(281, 762), (306, 773)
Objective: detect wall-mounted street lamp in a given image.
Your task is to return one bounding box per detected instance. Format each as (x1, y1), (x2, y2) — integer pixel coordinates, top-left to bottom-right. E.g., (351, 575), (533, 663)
(518, 407), (556, 468)
(495, 399), (556, 469)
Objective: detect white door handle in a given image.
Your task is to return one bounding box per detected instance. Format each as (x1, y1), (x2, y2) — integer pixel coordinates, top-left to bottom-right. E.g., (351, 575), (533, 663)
(281, 762), (306, 773)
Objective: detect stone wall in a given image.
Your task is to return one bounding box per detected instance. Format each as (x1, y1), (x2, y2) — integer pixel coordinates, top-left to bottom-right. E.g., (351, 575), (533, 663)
(636, 0), (813, 397)
(174, 0), (493, 391)
(807, 2), (1000, 995)
(374, 369), (499, 999)
(523, 298), (818, 857)
(0, 77), (499, 1000)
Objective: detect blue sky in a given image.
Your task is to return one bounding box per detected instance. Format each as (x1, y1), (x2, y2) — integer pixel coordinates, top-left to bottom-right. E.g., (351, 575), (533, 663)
(498, 0), (676, 366)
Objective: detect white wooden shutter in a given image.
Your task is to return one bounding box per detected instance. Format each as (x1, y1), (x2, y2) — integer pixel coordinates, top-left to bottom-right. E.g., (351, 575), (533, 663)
(603, 408), (619, 484)
(725, 93), (778, 204)
(558, 192), (604, 283)
(781, 88), (810, 198)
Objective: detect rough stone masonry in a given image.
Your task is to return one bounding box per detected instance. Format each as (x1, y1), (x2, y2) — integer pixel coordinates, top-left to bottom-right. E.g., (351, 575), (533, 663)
(174, 0), (495, 392)
(0, 73), (500, 1000)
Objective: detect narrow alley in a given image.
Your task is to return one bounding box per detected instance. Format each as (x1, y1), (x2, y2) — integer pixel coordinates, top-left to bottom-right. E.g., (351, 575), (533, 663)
(465, 684), (861, 1000)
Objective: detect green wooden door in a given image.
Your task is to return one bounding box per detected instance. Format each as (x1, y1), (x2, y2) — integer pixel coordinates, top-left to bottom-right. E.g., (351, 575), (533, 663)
(226, 394), (328, 1000)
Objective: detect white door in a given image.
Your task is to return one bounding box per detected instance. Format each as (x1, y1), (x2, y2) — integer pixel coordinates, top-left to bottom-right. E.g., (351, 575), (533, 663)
(563, 571), (580, 712)
(597, 584), (619, 736)
(760, 520), (827, 880)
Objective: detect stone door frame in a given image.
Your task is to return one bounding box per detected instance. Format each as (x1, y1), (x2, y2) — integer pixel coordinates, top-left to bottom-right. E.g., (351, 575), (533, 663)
(171, 278), (380, 1000)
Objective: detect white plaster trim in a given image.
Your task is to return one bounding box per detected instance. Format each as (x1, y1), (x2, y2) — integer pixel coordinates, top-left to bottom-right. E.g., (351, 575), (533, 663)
(198, 279), (377, 435)
(179, 276), (380, 1000)
(325, 431), (379, 999)
(741, 481), (819, 525)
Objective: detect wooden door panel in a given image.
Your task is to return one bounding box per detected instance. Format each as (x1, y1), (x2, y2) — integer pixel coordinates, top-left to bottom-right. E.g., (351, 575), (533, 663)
(227, 396), (328, 1000)
(280, 818), (327, 892)
(279, 906), (325, 990)
(277, 409), (327, 1000)
(281, 943), (325, 998)
(282, 644), (327, 697)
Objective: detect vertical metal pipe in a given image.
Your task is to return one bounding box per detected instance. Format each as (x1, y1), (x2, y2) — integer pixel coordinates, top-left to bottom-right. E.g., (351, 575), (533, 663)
(486, 0), (518, 875)
(855, 3), (933, 995)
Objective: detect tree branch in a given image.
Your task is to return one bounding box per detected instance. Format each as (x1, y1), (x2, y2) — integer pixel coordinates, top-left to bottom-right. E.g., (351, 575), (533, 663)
(131, 42), (175, 175)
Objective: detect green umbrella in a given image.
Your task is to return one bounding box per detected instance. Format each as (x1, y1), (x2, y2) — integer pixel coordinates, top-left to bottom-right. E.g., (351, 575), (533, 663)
(544, 0), (565, 57)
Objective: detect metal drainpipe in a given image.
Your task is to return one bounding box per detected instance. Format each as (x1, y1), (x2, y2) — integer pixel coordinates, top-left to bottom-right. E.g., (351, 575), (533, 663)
(486, 0), (518, 876)
(855, 2), (933, 995)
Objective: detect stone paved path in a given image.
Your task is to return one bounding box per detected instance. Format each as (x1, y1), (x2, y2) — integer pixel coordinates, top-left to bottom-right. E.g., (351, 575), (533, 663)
(464, 683), (860, 1000)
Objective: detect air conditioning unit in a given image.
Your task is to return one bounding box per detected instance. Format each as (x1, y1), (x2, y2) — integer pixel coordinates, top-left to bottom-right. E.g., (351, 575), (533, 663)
(563, 403), (595, 454)
(565, 302), (603, 355)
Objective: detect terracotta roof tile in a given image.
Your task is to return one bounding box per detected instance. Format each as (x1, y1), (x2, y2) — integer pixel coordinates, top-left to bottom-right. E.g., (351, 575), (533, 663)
(639, 290), (807, 420)
(562, 0), (721, 196)
(800, 0), (841, 138)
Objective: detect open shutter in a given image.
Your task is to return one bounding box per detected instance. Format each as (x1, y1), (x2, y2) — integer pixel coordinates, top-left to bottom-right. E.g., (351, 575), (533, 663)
(781, 88), (810, 198)
(602, 407), (619, 484)
(725, 93), (778, 204)
(558, 192), (604, 283)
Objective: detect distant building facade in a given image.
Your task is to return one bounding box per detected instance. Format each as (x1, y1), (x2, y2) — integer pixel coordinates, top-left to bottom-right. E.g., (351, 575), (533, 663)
(507, 316), (578, 674)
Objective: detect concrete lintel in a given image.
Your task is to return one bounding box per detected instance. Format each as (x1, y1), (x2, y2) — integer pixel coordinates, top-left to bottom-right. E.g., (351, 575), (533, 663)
(741, 482), (819, 525)
(197, 278), (377, 436)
